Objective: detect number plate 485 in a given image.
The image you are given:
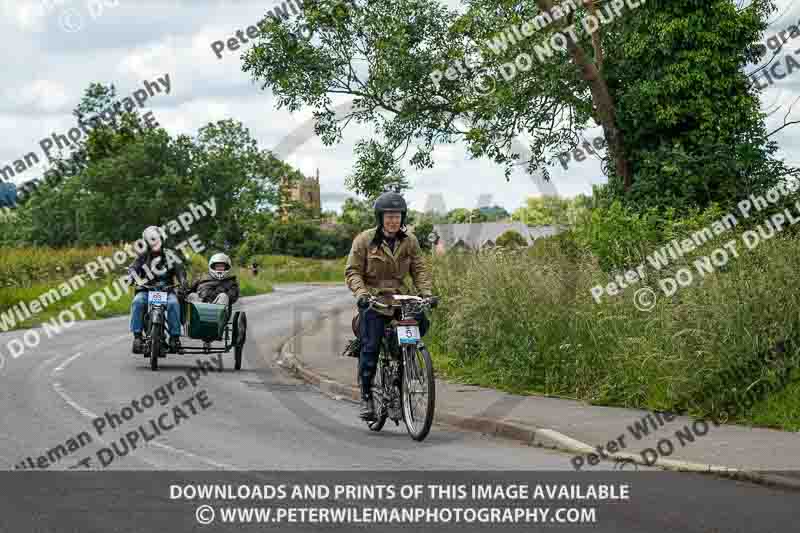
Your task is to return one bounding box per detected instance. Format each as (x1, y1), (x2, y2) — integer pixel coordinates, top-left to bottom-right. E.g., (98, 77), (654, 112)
(148, 291), (168, 305)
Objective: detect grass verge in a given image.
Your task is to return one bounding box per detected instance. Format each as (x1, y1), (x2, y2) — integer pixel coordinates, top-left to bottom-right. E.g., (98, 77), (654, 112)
(0, 255), (275, 333)
(425, 232), (800, 431)
(250, 254), (345, 283)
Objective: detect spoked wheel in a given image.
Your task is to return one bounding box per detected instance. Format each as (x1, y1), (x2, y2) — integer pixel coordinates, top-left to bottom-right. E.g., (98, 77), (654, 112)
(149, 322), (161, 371)
(401, 344), (435, 441)
(234, 312), (247, 371)
(366, 357), (388, 432)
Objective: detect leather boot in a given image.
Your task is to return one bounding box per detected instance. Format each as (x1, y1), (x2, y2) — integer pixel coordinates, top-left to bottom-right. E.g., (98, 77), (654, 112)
(359, 395), (376, 421)
(169, 336), (181, 355)
(359, 379), (376, 421)
(132, 333), (144, 354)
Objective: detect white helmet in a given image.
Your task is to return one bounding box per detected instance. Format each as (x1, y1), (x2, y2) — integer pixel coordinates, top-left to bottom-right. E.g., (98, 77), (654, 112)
(142, 226), (163, 251)
(208, 253), (232, 280)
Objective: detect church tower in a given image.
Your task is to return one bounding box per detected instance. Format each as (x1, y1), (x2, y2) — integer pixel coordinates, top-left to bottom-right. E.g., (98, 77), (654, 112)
(278, 168), (322, 221)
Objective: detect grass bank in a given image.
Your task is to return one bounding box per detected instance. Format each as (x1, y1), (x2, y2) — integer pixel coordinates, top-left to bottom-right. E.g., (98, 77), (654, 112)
(250, 254), (346, 283)
(0, 245), (122, 288)
(0, 248), (347, 332)
(426, 231), (800, 431)
(0, 249), (275, 332)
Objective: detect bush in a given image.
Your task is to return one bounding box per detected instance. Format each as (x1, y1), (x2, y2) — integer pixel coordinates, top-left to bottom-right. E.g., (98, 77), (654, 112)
(413, 221), (434, 251)
(572, 200), (741, 273)
(236, 222), (352, 261)
(495, 230), (527, 249)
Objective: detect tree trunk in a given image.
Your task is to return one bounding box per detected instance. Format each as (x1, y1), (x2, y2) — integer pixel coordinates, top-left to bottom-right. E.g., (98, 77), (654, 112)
(535, 0), (633, 191)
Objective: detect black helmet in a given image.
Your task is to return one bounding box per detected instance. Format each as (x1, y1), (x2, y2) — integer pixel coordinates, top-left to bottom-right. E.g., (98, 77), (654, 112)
(373, 191), (408, 228)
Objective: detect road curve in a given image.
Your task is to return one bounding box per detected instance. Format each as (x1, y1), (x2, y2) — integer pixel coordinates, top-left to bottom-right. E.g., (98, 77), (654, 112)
(0, 285), (796, 533)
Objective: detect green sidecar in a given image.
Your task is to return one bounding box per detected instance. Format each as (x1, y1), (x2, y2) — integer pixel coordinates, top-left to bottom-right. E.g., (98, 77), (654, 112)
(178, 299), (248, 370)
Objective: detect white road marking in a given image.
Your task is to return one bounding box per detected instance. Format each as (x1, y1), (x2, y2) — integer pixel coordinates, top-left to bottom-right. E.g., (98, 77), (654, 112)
(52, 351), (85, 376)
(49, 337), (236, 470)
(19, 287), (347, 470)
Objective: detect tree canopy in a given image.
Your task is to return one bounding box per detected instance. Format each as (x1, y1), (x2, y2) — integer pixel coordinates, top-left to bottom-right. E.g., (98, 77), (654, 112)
(1, 84), (290, 251)
(242, 0), (793, 211)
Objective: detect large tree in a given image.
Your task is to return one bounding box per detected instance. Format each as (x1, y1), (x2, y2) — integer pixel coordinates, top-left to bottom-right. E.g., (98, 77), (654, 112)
(243, 0), (790, 210)
(8, 85), (289, 249)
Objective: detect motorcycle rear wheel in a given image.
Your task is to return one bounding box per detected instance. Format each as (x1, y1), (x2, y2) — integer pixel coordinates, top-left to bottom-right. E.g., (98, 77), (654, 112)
(366, 356), (389, 431)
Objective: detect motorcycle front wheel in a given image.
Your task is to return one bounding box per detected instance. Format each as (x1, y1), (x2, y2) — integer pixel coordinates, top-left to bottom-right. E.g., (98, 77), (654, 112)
(401, 344), (435, 441)
(149, 313), (162, 371)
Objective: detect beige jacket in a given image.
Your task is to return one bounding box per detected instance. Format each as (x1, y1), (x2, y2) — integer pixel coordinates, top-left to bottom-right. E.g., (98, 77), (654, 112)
(345, 228), (433, 314)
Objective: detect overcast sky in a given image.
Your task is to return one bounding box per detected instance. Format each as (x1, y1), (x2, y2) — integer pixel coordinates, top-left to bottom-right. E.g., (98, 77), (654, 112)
(1, 0), (799, 214)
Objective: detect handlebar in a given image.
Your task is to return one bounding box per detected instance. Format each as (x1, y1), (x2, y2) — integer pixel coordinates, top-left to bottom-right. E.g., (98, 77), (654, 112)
(361, 295), (439, 311)
(135, 282), (179, 291)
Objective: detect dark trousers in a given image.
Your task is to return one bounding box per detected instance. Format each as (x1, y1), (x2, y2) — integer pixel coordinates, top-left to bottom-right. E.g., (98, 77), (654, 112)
(358, 307), (430, 396)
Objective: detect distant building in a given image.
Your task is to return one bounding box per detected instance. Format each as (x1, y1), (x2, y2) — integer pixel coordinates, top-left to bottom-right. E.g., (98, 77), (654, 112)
(430, 222), (564, 254)
(280, 169), (321, 221)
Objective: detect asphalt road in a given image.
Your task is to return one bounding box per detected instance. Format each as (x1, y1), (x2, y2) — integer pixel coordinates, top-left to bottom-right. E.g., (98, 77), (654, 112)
(0, 285), (796, 532)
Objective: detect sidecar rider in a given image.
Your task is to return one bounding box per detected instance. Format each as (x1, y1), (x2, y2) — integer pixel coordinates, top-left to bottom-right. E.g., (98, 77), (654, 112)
(186, 253), (240, 307)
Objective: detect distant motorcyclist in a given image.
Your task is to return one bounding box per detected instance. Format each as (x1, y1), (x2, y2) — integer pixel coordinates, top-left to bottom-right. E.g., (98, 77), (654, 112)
(344, 191), (434, 421)
(127, 226), (188, 354)
(186, 253), (240, 307)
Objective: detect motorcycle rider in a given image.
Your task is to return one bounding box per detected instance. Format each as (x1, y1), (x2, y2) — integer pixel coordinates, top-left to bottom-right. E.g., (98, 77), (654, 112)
(186, 253), (240, 307)
(127, 226), (188, 354)
(344, 191), (434, 421)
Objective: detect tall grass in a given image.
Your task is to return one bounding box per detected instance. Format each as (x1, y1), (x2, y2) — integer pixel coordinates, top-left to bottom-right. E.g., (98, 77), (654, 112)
(0, 248), (274, 330)
(0, 245), (123, 288)
(426, 232), (800, 430)
(237, 267), (275, 296)
(0, 277), (134, 330)
(251, 254), (345, 283)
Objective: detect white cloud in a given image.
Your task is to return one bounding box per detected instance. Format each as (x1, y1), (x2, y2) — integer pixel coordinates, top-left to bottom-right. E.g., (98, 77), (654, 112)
(2, 0), (50, 32)
(4, 79), (70, 112)
(116, 40), (180, 82)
